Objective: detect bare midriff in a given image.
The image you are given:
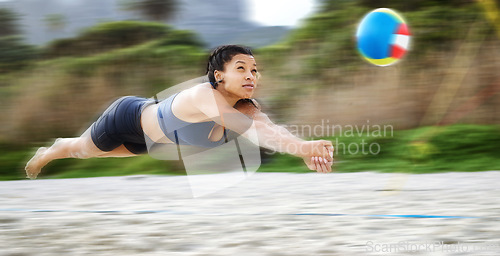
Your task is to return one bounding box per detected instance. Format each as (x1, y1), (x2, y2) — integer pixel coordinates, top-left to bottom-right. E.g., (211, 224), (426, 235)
(140, 104), (174, 144)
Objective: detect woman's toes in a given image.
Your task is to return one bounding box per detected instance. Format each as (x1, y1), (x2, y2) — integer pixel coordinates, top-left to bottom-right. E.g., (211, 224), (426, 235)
(25, 147), (48, 179)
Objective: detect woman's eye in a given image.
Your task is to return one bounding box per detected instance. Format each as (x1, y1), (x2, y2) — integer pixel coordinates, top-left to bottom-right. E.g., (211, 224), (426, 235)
(252, 69), (258, 73)
(237, 66), (244, 70)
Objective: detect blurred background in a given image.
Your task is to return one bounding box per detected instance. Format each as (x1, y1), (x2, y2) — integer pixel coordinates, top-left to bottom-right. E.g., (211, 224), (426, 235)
(0, 0), (499, 179)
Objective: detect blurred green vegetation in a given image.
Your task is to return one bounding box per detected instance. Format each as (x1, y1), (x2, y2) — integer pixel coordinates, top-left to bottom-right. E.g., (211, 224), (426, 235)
(0, 36), (39, 72)
(57, 41), (205, 76)
(3, 124), (499, 181)
(259, 0), (491, 77)
(119, 0), (178, 22)
(0, 7), (21, 37)
(0, 8), (40, 72)
(255, 0), (496, 123)
(259, 124), (500, 174)
(43, 21), (203, 58)
(0, 21), (207, 144)
(1, 0), (500, 180)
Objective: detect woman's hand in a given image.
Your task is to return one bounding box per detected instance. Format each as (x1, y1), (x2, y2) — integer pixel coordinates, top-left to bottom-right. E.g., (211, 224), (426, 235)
(299, 140), (334, 162)
(303, 155), (334, 173)
(301, 140), (335, 173)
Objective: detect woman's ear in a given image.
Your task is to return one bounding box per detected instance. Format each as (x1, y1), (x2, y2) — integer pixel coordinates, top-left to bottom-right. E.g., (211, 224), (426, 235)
(214, 70), (224, 82)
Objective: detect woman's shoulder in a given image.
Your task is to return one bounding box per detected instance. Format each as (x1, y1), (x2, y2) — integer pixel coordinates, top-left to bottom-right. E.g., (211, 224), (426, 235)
(183, 82), (218, 98)
(174, 82), (224, 113)
(183, 82), (227, 104)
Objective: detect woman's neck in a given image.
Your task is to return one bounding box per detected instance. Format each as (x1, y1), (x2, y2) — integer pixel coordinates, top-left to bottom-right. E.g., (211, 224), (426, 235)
(215, 84), (240, 106)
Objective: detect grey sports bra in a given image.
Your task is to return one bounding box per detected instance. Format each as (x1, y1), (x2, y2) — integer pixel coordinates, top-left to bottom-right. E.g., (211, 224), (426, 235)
(157, 93), (237, 148)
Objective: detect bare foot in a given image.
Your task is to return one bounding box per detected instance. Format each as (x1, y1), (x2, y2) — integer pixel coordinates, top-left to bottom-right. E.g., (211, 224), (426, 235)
(25, 147), (48, 179)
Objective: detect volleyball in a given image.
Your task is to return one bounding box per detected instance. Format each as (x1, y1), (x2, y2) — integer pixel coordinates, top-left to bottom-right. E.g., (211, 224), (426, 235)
(356, 8), (411, 66)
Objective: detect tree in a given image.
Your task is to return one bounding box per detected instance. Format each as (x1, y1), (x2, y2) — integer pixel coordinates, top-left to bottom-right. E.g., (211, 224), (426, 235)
(0, 8), (21, 37)
(120, 0), (177, 22)
(0, 36), (39, 72)
(44, 14), (67, 32)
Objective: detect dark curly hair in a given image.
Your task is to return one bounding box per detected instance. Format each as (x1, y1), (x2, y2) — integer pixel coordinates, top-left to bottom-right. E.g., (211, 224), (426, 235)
(206, 45), (253, 88)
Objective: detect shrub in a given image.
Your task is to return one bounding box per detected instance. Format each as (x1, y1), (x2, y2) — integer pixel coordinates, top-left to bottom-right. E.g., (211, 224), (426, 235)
(0, 36), (39, 72)
(44, 21), (172, 57)
(154, 30), (204, 48)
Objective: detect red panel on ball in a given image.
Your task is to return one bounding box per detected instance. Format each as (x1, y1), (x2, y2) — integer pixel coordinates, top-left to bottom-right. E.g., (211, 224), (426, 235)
(391, 45), (406, 59)
(396, 23), (410, 36)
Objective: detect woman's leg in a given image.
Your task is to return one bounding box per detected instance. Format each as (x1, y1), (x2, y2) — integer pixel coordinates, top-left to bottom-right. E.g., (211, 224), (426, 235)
(25, 127), (137, 179)
(25, 96), (153, 179)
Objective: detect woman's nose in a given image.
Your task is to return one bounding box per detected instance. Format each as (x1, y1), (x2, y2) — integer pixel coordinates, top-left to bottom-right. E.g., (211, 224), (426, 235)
(246, 72), (255, 81)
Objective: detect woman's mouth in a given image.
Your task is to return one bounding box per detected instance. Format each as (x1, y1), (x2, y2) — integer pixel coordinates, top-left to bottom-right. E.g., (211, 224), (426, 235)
(242, 84), (254, 89)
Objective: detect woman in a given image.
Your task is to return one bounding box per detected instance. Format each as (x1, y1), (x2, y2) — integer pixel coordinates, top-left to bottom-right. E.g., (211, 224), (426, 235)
(25, 45), (334, 179)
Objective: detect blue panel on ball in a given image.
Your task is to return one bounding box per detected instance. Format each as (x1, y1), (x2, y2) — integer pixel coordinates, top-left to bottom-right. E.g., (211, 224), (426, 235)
(357, 12), (399, 59)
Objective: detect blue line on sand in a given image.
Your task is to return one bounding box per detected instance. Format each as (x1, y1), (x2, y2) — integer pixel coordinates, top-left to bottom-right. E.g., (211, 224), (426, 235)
(0, 208), (479, 219)
(292, 213), (479, 219)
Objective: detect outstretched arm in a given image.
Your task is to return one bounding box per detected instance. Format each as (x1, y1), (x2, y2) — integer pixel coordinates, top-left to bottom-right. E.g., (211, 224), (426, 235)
(235, 99), (335, 173)
(192, 86), (334, 172)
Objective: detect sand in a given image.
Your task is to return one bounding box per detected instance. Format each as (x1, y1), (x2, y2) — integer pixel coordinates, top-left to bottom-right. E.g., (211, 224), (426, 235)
(1, 171), (500, 256)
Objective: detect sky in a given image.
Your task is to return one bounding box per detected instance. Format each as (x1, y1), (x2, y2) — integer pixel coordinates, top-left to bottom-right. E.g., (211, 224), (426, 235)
(247, 0), (319, 27)
(0, 0), (320, 27)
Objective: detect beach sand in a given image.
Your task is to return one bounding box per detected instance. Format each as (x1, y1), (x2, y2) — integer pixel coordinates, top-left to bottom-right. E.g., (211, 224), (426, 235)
(1, 171), (500, 255)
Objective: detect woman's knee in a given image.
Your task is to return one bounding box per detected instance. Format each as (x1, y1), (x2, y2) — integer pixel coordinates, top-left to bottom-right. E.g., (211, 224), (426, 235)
(66, 137), (104, 159)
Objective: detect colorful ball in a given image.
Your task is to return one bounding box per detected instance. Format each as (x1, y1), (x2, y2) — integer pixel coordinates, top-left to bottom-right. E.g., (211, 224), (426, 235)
(356, 8), (411, 66)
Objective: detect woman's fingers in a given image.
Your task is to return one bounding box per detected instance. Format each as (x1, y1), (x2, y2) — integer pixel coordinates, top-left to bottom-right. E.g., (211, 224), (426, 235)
(305, 155), (334, 173)
(313, 157), (321, 172)
(320, 157), (330, 173)
(321, 157), (332, 173)
(319, 140), (334, 162)
(318, 156), (333, 173)
(312, 156), (325, 173)
(321, 141), (335, 165)
(326, 160), (332, 173)
(316, 157), (325, 173)
(326, 145), (334, 157)
(306, 156), (317, 171)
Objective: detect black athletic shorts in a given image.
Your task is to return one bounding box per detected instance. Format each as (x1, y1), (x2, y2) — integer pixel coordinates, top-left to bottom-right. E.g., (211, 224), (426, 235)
(90, 96), (154, 154)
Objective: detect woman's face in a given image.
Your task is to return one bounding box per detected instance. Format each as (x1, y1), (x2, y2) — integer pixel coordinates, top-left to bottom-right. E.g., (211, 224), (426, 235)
(216, 54), (258, 99)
